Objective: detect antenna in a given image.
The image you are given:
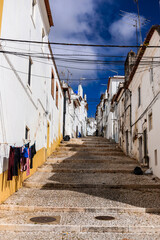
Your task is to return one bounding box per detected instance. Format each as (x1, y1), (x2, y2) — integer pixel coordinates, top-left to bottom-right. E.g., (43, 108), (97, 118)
(134, 0), (142, 44)
(66, 69), (72, 84)
(120, 9), (150, 48)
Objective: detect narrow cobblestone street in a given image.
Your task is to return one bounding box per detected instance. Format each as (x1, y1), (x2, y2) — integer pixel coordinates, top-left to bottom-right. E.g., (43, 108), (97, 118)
(1, 137), (160, 239)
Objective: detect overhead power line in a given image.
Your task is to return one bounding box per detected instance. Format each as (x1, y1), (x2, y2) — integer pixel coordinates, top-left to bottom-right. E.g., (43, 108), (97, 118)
(0, 38), (160, 48)
(1, 50), (160, 65)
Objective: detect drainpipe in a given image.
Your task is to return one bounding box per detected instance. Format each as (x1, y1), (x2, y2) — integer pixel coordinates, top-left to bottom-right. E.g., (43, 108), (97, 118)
(63, 89), (67, 138)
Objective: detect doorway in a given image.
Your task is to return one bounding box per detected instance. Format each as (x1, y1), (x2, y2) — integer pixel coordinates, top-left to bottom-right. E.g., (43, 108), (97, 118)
(139, 136), (142, 163)
(126, 130), (129, 155)
(143, 129), (149, 166)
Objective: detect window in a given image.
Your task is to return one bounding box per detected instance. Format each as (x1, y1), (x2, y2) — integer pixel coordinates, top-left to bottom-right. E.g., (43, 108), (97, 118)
(51, 70), (54, 99)
(155, 149), (158, 166)
(148, 112), (153, 131)
(150, 66), (153, 83)
(25, 126), (30, 140)
(138, 86), (141, 107)
(28, 57), (33, 86)
(56, 83), (59, 108)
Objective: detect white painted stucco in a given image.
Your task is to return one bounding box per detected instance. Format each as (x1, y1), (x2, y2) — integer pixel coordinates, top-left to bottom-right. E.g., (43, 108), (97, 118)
(130, 29), (160, 177)
(0, 0), (63, 174)
(62, 83), (88, 138)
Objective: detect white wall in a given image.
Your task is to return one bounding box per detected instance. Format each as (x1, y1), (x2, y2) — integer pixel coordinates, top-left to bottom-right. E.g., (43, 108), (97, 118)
(105, 76), (124, 140)
(0, 0), (63, 174)
(130, 29), (160, 178)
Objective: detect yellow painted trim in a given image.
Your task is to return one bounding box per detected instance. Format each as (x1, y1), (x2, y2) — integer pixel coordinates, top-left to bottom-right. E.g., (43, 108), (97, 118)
(0, 132), (63, 204)
(0, 147), (46, 203)
(0, 0), (4, 36)
(47, 121), (50, 157)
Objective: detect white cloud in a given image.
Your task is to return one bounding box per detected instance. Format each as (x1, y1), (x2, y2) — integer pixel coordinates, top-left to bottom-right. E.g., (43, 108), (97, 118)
(50, 0), (94, 42)
(109, 15), (137, 43)
(109, 13), (146, 45)
(48, 0), (113, 85)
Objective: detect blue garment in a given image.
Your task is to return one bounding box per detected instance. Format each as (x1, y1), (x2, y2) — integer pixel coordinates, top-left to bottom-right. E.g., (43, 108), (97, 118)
(23, 147), (28, 158)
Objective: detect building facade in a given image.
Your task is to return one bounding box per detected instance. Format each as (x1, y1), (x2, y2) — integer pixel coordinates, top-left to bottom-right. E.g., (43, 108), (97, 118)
(0, 0), (64, 203)
(62, 82), (88, 139)
(128, 26), (160, 177)
(103, 76), (124, 141)
(87, 118), (97, 136)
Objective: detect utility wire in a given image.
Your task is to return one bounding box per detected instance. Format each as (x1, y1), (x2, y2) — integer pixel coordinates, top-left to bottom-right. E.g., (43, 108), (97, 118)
(4, 43), (160, 58)
(0, 50), (159, 66)
(0, 38), (160, 48)
(0, 64), (123, 81)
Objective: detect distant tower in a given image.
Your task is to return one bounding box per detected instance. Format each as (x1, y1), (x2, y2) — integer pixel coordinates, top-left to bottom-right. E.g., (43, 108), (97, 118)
(78, 84), (83, 98)
(105, 89), (108, 99)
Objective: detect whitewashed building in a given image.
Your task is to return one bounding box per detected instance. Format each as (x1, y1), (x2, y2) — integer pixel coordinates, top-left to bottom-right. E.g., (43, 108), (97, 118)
(127, 25), (160, 178)
(62, 82), (88, 138)
(95, 25), (160, 179)
(87, 118), (97, 136)
(112, 51), (136, 152)
(105, 76), (125, 141)
(0, 0), (64, 203)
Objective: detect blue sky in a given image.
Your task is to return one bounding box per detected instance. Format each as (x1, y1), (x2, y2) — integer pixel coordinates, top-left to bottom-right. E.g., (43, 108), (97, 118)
(49, 0), (160, 117)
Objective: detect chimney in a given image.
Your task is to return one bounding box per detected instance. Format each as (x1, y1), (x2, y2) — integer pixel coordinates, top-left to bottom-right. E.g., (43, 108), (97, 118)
(125, 50), (136, 83)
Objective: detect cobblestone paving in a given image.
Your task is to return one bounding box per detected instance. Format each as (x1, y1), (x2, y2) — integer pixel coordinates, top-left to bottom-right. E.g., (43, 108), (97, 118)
(1, 137), (160, 239)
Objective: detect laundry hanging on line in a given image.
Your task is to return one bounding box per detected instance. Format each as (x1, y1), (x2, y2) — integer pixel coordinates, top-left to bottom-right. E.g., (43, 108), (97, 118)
(7, 142), (36, 181)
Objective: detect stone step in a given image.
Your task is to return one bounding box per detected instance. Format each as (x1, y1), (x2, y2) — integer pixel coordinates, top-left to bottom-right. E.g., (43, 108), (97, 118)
(54, 147), (123, 153)
(0, 210), (160, 233)
(23, 181), (160, 190)
(37, 168), (134, 173)
(37, 163), (137, 173)
(57, 147), (120, 152)
(47, 157), (136, 164)
(59, 143), (117, 147)
(23, 172), (160, 189)
(51, 151), (125, 157)
(4, 187), (160, 209)
(1, 224), (160, 234)
(0, 231), (160, 240)
(2, 205), (160, 214)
